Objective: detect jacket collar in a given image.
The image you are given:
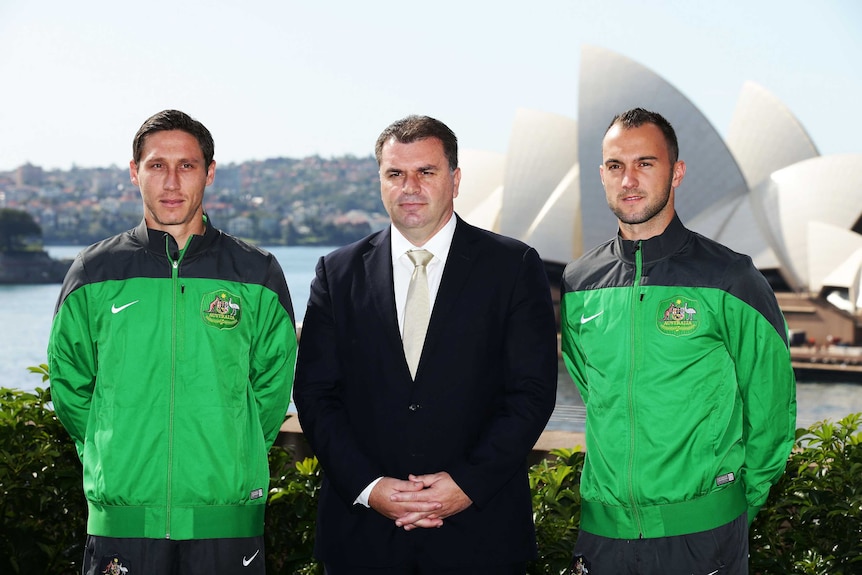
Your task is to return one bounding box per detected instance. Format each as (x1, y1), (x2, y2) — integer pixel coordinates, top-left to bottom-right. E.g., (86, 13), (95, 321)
(615, 212), (690, 264)
(132, 214), (220, 259)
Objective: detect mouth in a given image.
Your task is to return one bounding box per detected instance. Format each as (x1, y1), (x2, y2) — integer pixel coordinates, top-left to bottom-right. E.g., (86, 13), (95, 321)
(398, 199), (426, 210)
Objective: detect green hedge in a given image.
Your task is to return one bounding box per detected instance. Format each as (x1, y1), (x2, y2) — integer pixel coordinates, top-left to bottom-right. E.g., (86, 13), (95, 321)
(0, 382), (86, 573)
(1, 371), (860, 574)
(750, 412), (862, 574)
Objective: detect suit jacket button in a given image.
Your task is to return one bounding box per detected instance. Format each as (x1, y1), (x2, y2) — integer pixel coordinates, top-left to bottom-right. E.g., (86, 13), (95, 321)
(408, 403), (420, 411)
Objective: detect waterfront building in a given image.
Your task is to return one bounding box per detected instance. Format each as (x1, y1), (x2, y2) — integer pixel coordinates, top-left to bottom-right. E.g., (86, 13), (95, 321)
(455, 45), (862, 351)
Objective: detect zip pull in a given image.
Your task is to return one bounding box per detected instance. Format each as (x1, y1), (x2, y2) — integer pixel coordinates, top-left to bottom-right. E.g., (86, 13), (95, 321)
(633, 240), (644, 289)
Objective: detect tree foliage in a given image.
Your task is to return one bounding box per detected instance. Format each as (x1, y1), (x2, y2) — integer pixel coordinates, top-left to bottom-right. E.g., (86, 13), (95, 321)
(2, 366), (861, 574)
(528, 448), (584, 575)
(0, 208), (43, 251)
(265, 446), (322, 574)
(0, 367), (85, 574)
(750, 413), (862, 574)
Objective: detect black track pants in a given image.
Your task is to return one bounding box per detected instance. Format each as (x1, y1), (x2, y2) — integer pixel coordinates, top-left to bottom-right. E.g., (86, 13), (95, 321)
(82, 535), (266, 575)
(569, 513), (748, 574)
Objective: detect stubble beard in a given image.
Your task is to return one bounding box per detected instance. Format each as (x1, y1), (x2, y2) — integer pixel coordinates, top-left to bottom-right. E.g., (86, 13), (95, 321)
(610, 176), (673, 226)
(144, 198), (203, 230)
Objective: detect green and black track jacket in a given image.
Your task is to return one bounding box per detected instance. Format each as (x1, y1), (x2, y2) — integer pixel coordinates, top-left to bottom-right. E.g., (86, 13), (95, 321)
(48, 216), (297, 540)
(560, 213), (796, 539)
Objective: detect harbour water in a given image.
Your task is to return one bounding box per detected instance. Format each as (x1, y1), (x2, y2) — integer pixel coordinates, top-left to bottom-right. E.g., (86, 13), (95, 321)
(1, 245), (332, 393)
(2, 246), (860, 432)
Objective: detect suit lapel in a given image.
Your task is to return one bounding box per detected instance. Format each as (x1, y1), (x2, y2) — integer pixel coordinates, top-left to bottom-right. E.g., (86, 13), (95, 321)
(362, 228), (404, 353)
(420, 217), (479, 366)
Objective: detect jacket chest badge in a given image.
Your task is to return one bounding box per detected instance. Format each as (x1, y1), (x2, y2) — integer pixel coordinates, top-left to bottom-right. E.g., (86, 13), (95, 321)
(656, 296), (699, 337)
(201, 290), (242, 330)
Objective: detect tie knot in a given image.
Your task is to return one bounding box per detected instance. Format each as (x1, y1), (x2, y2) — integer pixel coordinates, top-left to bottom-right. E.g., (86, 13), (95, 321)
(407, 249), (433, 268)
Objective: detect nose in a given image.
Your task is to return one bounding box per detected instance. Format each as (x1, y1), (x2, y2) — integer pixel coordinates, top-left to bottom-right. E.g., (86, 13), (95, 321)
(164, 168), (180, 191)
(403, 172), (421, 194)
(621, 170), (637, 190)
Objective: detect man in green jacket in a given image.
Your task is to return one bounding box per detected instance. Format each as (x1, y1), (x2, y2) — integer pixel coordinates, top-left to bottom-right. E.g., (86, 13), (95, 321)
(560, 108), (796, 573)
(48, 110), (297, 575)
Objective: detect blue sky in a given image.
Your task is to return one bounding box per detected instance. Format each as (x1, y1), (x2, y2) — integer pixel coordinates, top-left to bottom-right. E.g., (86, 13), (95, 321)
(1, 0), (859, 172)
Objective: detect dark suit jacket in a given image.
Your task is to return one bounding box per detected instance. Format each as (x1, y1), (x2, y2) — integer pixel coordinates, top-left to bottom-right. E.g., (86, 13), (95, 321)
(293, 216), (558, 569)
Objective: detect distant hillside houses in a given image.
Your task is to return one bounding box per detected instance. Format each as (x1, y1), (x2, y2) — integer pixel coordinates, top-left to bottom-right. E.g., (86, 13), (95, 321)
(0, 155), (386, 246)
(5, 44), (861, 317)
(452, 46), (862, 316)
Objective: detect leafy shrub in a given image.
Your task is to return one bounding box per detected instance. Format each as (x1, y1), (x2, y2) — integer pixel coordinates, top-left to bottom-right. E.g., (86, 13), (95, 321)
(528, 447), (585, 575)
(2, 366), (861, 574)
(265, 444), (322, 574)
(751, 412), (862, 574)
(0, 366), (86, 575)
(0, 369), (323, 575)
(538, 416), (862, 575)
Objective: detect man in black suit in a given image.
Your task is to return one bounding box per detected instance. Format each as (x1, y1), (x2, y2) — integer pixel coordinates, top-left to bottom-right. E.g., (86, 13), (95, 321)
(293, 115), (558, 574)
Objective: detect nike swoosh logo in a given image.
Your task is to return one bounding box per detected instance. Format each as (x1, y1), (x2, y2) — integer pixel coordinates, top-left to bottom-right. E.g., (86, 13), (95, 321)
(242, 549), (260, 567)
(706, 571), (720, 575)
(111, 301), (139, 314)
(580, 311), (604, 324)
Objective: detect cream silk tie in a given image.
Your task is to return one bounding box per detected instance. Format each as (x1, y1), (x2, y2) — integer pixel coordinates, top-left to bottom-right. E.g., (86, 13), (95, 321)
(403, 249), (434, 379)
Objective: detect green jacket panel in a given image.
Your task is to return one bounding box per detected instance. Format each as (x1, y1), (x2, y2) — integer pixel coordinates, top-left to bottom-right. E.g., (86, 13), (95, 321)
(560, 214), (796, 539)
(48, 218), (297, 539)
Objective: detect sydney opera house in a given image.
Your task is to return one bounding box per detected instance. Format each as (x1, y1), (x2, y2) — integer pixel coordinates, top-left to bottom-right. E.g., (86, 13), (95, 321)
(453, 45), (862, 353)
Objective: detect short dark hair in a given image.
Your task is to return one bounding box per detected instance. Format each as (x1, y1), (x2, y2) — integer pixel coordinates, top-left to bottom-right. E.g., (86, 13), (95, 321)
(132, 110), (215, 167)
(374, 115), (458, 171)
(605, 108), (679, 164)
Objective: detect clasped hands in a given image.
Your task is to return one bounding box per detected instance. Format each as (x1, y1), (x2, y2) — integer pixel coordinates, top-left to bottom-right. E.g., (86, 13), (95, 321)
(368, 471), (472, 531)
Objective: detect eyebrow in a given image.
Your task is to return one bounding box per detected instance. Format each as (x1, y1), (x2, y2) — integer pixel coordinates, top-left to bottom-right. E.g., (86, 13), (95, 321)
(145, 156), (203, 165)
(604, 155), (659, 165)
(384, 164), (439, 173)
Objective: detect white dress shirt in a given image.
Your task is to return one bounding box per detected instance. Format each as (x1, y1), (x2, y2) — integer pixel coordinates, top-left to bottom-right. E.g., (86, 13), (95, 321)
(391, 214), (456, 335)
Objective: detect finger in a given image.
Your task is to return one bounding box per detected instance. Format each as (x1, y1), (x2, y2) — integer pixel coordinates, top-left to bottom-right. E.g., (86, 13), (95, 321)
(390, 489), (443, 504)
(402, 517), (444, 531)
(389, 478), (425, 492)
(412, 517), (444, 529)
(395, 511), (443, 528)
(408, 473), (442, 486)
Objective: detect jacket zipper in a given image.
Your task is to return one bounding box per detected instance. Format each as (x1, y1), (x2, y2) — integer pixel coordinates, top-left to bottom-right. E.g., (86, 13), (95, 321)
(165, 239), (189, 539)
(627, 241), (644, 537)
